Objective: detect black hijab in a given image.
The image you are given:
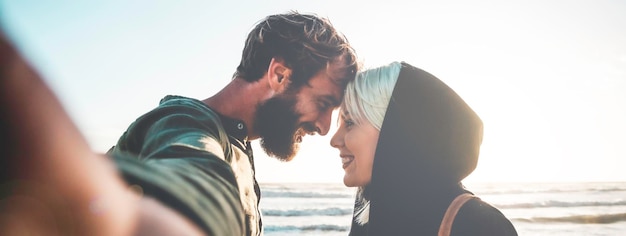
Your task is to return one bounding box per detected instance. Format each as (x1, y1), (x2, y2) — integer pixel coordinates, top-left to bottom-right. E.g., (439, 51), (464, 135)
(350, 62), (486, 235)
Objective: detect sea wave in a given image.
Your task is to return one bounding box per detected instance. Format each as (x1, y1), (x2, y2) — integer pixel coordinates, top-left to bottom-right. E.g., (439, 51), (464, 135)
(262, 191), (352, 198)
(473, 187), (626, 195)
(262, 207), (353, 217)
(513, 213), (626, 224)
(264, 224), (349, 232)
(496, 200), (626, 209)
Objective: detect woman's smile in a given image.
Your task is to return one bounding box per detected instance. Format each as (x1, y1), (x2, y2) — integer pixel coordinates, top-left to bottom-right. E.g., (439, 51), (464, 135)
(341, 155), (355, 169)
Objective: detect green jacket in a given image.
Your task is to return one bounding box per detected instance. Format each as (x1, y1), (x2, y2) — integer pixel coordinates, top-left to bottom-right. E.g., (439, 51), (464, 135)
(110, 95), (261, 236)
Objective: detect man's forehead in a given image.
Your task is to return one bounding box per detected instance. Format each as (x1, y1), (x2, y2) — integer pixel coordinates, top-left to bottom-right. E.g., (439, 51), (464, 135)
(328, 69), (353, 101)
(314, 72), (345, 101)
(326, 57), (356, 86)
(301, 57), (355, 103)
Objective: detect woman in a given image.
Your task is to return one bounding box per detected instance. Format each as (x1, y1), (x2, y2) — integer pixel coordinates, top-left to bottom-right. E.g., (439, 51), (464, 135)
(330, 61), (518, 235)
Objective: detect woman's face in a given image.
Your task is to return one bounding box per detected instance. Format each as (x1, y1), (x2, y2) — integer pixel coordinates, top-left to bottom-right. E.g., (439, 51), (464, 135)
(330, 111), (380, 187)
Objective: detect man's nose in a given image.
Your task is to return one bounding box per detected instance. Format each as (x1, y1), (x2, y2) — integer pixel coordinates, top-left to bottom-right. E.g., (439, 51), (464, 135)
(314, 110), (333, 136)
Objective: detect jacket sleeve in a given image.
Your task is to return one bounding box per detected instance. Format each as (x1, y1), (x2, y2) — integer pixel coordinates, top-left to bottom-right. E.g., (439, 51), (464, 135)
(110, 99), (244, 236)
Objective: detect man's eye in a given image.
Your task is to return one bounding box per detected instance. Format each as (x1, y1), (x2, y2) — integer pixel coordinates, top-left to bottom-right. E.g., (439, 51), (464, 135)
(319, 101), (331, 110)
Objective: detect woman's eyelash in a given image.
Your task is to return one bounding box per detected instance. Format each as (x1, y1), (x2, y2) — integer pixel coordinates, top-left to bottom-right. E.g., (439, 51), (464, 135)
(344, 119), (355, 127)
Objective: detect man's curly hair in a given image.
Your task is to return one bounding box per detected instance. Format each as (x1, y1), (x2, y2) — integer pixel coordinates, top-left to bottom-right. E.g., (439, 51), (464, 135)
(235, 11), (358, 88)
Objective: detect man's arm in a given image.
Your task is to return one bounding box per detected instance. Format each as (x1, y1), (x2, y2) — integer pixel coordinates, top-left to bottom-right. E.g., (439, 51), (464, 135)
(0, 30), (204, 236)
(109, 96), (246, 235)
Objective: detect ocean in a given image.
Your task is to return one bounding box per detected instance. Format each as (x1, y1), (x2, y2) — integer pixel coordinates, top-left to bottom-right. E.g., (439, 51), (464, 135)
(258, 182), (626, 236)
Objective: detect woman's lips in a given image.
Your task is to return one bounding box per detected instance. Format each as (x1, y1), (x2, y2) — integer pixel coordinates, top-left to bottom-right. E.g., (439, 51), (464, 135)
(341, 156), (354, 169)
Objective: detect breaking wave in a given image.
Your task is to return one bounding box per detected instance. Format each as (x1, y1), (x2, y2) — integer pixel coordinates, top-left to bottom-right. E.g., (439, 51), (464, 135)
(513, 213), (626, 224)
(262, 207), (353, 217)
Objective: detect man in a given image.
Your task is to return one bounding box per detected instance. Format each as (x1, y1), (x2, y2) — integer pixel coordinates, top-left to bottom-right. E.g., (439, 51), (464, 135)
(109, 11), (358, 235)
(1, 11), (358, 236)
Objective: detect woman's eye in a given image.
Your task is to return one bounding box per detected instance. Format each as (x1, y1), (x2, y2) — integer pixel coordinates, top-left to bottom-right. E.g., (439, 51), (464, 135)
(344, 119), (355, 128)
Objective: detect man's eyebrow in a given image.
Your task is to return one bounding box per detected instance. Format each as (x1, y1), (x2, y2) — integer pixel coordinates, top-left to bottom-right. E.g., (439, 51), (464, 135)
(322, 95), (340, 107)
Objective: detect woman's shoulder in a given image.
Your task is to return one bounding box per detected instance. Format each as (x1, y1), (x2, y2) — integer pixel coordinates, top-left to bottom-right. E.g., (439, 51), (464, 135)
(451, 197), (518, 236)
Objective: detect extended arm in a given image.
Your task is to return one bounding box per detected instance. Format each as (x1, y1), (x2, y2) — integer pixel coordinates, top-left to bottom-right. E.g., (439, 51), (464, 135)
(0, 31), (204, 236)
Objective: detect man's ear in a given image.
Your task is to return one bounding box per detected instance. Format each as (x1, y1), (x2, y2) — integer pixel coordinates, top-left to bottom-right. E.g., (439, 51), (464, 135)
(267, 57), (292, 93)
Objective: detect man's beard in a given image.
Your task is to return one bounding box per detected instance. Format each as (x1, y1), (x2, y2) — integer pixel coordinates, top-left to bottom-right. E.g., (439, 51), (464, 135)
(254, 94), (314, 162)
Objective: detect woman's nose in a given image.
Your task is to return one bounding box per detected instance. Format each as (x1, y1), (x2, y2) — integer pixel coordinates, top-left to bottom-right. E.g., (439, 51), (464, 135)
(330, 127), (343, 148)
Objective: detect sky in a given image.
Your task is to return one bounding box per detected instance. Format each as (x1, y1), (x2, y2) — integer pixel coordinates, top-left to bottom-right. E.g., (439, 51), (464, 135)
(1, 0), (625, 184)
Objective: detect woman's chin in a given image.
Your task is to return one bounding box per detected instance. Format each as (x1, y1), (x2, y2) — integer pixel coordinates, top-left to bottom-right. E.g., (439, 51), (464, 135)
(343, 178), (354, 187)
(343, 177), (371, 188)
(343, 177), (361, 187)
